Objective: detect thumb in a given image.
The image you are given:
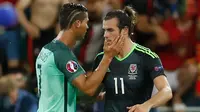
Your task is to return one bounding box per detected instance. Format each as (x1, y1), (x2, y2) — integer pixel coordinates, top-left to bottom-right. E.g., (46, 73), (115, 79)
(127, 105), (137, 112)
(127, 107), (131, 109)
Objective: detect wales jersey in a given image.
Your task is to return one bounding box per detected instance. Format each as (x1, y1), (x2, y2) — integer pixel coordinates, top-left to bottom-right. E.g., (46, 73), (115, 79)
(36, 40), (85, 112)
(93, 43), (165, 112)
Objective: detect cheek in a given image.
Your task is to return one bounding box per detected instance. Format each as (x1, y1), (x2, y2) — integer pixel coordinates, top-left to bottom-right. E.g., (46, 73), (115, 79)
(110, 32), (119, 40)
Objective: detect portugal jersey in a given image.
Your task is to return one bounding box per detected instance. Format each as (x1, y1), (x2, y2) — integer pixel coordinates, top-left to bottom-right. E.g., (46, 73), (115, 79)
(36, 40), (85, 112)
(93, 43), (165, 112)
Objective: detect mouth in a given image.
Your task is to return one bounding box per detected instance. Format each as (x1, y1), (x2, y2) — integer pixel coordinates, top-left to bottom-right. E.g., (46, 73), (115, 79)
(105, 39), (112, 45)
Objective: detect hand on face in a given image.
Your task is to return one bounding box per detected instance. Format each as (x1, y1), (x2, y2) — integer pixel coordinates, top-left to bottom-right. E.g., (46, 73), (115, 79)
(103, 32), (125, 58)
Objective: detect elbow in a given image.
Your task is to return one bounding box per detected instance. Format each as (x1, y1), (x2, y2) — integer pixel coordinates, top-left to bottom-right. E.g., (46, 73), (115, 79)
(80, 86), (95, 96)
(84, 89), (95, 97)
(165, 86), (173, 101)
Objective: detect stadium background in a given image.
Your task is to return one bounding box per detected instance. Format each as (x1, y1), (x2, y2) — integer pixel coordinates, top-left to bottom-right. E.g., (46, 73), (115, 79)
(0, 0), (200, 112)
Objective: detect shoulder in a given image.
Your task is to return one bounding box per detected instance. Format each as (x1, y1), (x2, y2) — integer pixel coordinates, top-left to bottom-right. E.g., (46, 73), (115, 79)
(44, 41), (71, 55)
(134, 43), (159, 59)
(44, 43), (73, 61)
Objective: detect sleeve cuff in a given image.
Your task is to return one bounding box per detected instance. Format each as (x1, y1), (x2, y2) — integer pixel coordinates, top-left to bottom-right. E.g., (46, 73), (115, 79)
(68, 70), (86, 83)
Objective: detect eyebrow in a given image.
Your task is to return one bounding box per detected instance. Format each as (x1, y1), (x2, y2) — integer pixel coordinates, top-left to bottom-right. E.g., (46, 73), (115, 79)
(105, 28), (114, 31)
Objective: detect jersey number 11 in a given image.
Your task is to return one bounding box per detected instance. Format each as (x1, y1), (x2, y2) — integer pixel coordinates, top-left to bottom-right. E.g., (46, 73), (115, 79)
(114, 78), (125, 94)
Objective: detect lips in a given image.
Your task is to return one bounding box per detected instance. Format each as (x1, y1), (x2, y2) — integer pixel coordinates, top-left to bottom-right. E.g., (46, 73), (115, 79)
(105, 39), (112, 45)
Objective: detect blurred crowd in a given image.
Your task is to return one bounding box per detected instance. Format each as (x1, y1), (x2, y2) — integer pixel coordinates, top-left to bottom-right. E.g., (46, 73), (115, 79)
(0, 0), (200, 112)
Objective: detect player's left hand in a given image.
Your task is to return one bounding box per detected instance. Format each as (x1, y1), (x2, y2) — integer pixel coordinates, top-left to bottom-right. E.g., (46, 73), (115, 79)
(127, 104), (150, 112)
(96, 91), (106, 100)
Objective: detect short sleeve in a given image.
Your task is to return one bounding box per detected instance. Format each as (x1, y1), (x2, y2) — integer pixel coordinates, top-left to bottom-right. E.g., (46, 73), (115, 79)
(92, 55), (102, 72)
(145, 55), (165, 80)
(54, 50), (85, 83)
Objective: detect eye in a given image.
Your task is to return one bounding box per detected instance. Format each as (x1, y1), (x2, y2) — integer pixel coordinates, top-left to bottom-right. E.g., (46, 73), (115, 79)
(107, 28), (114, 32)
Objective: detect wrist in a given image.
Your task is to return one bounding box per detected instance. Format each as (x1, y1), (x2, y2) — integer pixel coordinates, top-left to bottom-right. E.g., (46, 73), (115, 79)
(103, 55), (113, 63)
(24, 22), (31, 29)
(143, 101), (153, 109)
(173, 94), (182, 103)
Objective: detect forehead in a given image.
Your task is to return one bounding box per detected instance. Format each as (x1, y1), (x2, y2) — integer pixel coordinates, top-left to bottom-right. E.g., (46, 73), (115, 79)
(103, 18), (118, 29)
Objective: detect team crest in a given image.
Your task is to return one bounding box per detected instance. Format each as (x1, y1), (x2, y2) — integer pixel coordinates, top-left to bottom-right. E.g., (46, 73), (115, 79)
(66, 60), (78, 73)
(128, 64), (137, 74)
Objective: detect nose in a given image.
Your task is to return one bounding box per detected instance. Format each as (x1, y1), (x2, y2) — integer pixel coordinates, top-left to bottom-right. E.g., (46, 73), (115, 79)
(104, 31), (109, 38)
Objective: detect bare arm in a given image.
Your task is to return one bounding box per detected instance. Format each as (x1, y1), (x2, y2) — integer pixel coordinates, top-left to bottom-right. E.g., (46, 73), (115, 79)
(16, 0), (39, 37)
(16, 0), (32, 29)
(173, 62), (197, 103)
(144, 75), (172, 108)
(127, 75), (172, 112)
(72, 55), (111, 96)
(72, 34), (124, 96)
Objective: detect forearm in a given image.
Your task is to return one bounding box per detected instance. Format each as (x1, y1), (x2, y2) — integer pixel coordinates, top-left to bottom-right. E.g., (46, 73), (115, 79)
(84, 55), (112, 96)
(144, 87), (172, 108)
(174, 77), (194, 101)
(16, 7), (30, 29)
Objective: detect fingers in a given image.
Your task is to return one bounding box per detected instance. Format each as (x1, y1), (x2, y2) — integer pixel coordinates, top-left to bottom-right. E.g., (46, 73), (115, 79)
(111, 33), (125, 50)
(110, 35), (120, 48)
(117, 33), (124, 46)
(112, 33), (125, 52)
(127, 105), (136, 112)
(103, 39), (110, 50)
(127, 107), (131, 109)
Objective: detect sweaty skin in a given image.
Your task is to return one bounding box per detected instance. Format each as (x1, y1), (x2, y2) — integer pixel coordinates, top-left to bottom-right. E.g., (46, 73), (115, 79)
(17, 0), (68, 30)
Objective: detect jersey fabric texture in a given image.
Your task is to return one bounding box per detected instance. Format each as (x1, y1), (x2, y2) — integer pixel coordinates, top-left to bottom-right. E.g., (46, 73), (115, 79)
(36, 40), (85, 112)
(93, 43), (165, 112)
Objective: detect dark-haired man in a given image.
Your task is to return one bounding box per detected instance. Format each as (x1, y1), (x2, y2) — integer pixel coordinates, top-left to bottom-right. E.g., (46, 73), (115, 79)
(35, 3), (124, 112)
(92, 6), (172, 112)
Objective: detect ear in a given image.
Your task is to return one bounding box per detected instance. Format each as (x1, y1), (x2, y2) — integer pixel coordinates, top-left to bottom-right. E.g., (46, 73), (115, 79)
(74, 20), (81, 28)
(121, 26), (129, 35)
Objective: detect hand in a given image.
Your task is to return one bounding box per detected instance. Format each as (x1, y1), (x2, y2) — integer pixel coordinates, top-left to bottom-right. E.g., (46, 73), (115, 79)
(25, 23), (40, 39)
(103, 33), (124, 58)
(96, 91), (106, 100)
(173, 95), (186, 112)
(152, 25), (169, 45)
(173, 103), (186, 112)
(127, 104), (150, 112)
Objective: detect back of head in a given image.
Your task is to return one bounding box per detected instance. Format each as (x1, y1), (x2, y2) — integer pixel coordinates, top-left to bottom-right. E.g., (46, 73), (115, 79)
(104, 6), (137, 36)
(123, 6), (137, 27)
(59, 3), (88, 30)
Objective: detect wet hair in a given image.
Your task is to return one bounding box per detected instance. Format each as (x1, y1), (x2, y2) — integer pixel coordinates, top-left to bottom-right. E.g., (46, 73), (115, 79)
(104, 6), (137, 36)
(59, 3), (88, 30)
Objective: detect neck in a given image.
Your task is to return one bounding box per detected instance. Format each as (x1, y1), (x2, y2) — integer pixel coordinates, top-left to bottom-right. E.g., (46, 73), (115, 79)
(56, 30), (76, 49)
(117, 37), (134, 59)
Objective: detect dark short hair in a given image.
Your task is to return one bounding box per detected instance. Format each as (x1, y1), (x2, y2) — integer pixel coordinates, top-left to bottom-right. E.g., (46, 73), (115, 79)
(59, 3), (88, 30)
(104, 6), (137, 36)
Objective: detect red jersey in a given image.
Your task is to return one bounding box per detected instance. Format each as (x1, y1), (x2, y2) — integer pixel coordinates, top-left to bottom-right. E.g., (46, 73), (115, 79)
(158, 18), (196, 70)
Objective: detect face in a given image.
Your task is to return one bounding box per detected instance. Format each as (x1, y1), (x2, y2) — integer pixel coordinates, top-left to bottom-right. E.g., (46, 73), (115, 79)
(15, 73), (26, 89)
(9, 73), (26, 89)
(76, 13), (89, 40)
(86, 0), (104, 22)
(103, 18), (121, 45)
